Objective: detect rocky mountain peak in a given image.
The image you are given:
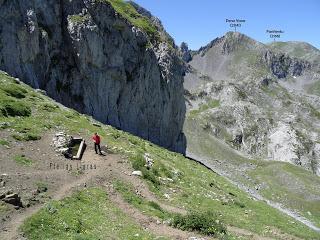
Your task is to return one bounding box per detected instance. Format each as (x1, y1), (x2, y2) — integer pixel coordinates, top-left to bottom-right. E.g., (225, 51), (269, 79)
(196, 32), (265, 56)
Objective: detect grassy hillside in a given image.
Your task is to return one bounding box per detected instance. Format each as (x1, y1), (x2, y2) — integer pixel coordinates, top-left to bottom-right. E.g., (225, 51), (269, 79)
(1, 70), (320, 239)
(22, 188), (161, 240)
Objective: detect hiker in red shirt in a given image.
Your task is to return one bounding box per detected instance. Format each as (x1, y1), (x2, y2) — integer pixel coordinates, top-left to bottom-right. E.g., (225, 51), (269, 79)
(92, 132), (102, 155)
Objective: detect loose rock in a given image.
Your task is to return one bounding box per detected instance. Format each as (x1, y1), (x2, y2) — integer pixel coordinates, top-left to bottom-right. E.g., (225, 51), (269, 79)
(132, 171), (143, 176)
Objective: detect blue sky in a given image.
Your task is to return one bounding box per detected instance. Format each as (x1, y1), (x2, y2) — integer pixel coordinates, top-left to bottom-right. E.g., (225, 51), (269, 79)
(132, 0), (320, 50)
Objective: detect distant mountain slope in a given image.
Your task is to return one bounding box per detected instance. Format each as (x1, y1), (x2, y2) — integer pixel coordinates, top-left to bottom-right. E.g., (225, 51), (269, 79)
(184, 31), (320, 175)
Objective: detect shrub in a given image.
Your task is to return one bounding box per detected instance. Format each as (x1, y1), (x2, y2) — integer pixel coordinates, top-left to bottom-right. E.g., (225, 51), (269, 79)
(0, 100), (31, 117)
(12, 132), (41, 141)
(171, 211), (227, 236)
(14, 154), (33, 166)
(40, 103), (59, 112)
(24, 133), (41, 141)
(234, 200), (246, 208)
(141, 168), (160, 186)
(148, 201), (163, 212)
(131, 153), (160, 187)
(132, 154), (145, 170)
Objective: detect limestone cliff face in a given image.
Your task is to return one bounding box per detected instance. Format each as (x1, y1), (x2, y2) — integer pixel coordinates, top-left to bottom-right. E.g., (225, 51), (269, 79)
(0, 0), (186, 153)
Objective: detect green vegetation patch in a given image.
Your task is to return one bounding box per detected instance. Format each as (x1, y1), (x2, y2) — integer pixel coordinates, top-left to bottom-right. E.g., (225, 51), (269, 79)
(12, 133), (41, 141)
(13, 154), (33, 166)
(0, 72), (31, 117)
(0, 100), (31, 117)
(105, 0), (159, 41)
(2, 84), (28, 99)
(171, 211), (227, 237)
(114, 180), (229, 238)
(130, 153), (174, 189)
(21, 188), (157, 240)
(114, 180), (170, 220)
(189, 99), (220, 117)
(0, 201), (9, 213)
(68, 14), (90, 24)
(0, 139), (9, 146)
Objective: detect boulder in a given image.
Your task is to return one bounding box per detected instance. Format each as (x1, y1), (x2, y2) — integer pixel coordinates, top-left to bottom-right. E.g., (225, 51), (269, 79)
(3, 193), (23, 207)
(132, 171), (143, 177)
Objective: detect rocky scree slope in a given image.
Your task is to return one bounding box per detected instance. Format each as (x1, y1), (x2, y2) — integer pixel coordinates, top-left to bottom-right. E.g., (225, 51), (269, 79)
(0, 0), (186, 153)
(184, 31), (320, 175)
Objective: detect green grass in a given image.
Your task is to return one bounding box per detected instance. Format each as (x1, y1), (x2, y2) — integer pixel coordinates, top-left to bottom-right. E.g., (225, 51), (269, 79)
(68, 14), (90, 24)
(2, 84), (28, 99)
(12, 132), (41, 141)
(171, 211), (227, 237)
(114, 180), (170, 220)
(114, 180), (233, 239)
(0, 139), (9, 146)
(105, 0), (158, 41)
(0, 73), (30, 118)
(21, 188), (162, 240)
(189, 99), (220, 117)
(13, 154), (33, 166)
(130, 153), (174, 189)
(0, 100), (31, 117)
(0, 75), (31, 117)
(183, 117), (320, 238)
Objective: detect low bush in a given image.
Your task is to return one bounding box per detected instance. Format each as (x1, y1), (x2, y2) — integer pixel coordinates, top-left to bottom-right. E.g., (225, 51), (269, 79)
(131, 153), (160, 187)
(171, 211), (227, 236)
(234, 200), (246, 208)
(14, 154), (33, 166)
(12, 132), (41, 141)
(40, 103), (59, 112)
(148, 201), (163, 212)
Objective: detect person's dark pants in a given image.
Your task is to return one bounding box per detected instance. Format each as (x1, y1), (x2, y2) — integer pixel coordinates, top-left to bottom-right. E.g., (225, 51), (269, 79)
(94, 143), (101, 154)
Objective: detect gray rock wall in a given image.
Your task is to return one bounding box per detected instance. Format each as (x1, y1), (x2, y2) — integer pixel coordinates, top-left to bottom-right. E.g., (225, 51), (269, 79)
(0, 0), (186, 153)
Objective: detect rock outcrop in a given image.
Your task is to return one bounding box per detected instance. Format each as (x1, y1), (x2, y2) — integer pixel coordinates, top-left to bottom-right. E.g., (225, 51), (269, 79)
(179, 42), (192, 62)
(263, 50), (311, 78)
(0, 0), (186, 153)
